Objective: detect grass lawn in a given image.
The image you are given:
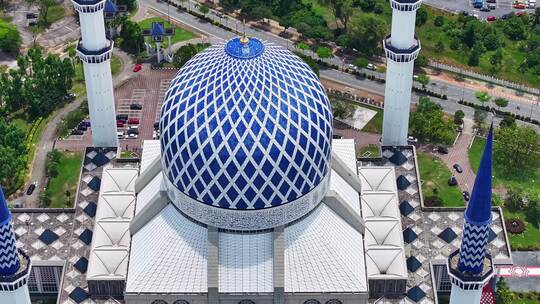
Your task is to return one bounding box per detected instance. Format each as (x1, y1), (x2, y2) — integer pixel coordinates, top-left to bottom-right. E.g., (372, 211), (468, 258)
(45, 151), (82, 208)
(504, 210), (540, 251)
(357, 144), (380, 158)
(468, 137), (540, 191)
(417, 152), (463, 207)
(47, 4), (66, 25)
(138, 17), (196, 48)
(360, 105), (383, 134)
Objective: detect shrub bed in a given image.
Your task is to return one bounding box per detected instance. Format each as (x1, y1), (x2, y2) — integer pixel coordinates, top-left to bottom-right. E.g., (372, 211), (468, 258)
(458, 100), (540, 126)
(506, 218), (525, 234)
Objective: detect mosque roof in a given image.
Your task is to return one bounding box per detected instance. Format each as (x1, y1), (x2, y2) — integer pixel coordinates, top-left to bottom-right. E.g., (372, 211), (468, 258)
(159, 37), (333, 226)
(104, 0), (118, 14)
(151, 22), (165, 37)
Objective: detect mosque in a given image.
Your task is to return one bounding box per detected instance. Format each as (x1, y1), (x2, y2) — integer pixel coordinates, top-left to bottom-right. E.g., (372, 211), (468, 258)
(0, 0), (513, 304)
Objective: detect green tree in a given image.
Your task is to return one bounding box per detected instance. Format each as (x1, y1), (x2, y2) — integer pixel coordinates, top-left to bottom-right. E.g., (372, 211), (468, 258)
(416, 7), (428, 26)
(495, 278), (514, 304)
(45, 149), (62, 178)
(354, 57), (368, 69)
(417, 74), (430, 89)
(199, 4), (210, 16)
(490, 48), (504, 71)
(473, 108), (487, 126)
(345, 14), (386, 55)
(0, 19), (22, 53)
(356, 0), (376, 11)
(116, 0), (137, 12)
(317, 0), (353, 30)
(434, 15), (445, 26)
(495, 126), (540, 176)
(475, 91), (491, 106)
(119, 19), (144, 55)
(250, 6), (273, 20)
(0, 120), (26, 189)
(316, 46), (332, 58)
(173, 44), (198, 68)
(483, 33), (500, 51)
(409, 97), (456, 145)
(415, 54), (428, 67)
(504, 15), (527, 41)
(494, 97), (509, 109)
(454, 110), (465, 125)
(435, 40), (445, 53)
(468, 42), (484, 66)
(499, 115), (516, 129)
(26, 0), (56, 26)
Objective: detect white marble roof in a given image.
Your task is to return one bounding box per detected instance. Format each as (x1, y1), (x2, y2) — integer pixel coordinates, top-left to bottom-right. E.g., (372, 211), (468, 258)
(140, 140), (161, 172)
(87, 168), (138, 281)
(331, 139), (357, 173)
(358, 166), (407, 279)
(219, 231), (274, 293)
(126, 139), (368, 294)
(284, 203), (367, 293)
(126, 204), (208, 293)
(134, 173), (163, 215)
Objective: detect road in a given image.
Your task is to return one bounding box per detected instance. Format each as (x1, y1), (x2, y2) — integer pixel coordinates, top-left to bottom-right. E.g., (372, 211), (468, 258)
(424, 0), (538, 19)
(505, 251), (540, 292)
(11, 49), (134, 208)
(142, 0), (540, 124)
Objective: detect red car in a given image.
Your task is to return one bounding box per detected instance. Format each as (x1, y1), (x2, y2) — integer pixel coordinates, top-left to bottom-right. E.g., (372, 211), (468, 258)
(133, 63), (142, 72)
(513, 3), (526, 9)
(128, 118), (140, 124)
(487, 16), (496, 21)
(116, 121), (124, 127)
(516, 11), (526, 16)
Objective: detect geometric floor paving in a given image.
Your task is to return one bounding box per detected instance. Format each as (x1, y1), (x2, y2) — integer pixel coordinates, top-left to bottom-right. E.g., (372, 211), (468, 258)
(364, 146), (511, 304)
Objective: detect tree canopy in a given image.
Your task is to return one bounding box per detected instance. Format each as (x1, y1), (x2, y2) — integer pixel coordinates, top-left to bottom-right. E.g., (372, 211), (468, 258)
(495, 125), (540, 176)
(409, 97), (456, 145)
(0, 18), (21, 53)
(0, 120), (25, 189)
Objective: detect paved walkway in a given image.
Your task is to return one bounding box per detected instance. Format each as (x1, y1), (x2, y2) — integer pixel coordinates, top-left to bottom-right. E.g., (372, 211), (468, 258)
(11, 50), (134, 208)
(505, 251), (540, 292)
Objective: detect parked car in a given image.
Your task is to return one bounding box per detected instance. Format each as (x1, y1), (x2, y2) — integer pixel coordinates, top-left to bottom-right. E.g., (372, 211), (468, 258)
(116, 114), (128, 121)
(26, 183), (36, 195)
(71, 129), (84, 136)
(480, 7), (491, 12)
(117, 131), (124, 139)
(488, 3), (496, 9)
(437, 146), (449, 154)
(154, 122), (160, 129)
(117, 121), (124, 128)
(448, 176), (458, 186)
(366, 63), (377, 71)
(64, 93), (77, 101)
(347, 64), (357, 71)
(501, 13), (510, 20)
(516, 11), (526, 16)
(128, 133), (138, 139)
(133, 63), (142, 72)
(514, 3), (526, 9)
(127, 128), (139, 135)
(407, 136), (418, 143)
(453, 164), (463, 173)
(130, 104), (143, 110)
(462, 191), (471, 202)
(486, 0), (496, 3)
(128, 118), (140, 124)
(487, 16), (497, 21)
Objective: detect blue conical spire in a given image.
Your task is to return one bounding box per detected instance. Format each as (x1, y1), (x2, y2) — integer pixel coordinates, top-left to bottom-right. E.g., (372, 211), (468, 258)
(0, 186), (20, 276)
(458, 125), (494, 274)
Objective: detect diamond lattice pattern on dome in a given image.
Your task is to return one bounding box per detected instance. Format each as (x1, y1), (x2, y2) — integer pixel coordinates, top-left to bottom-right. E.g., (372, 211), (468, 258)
(160, 39), (332, 210)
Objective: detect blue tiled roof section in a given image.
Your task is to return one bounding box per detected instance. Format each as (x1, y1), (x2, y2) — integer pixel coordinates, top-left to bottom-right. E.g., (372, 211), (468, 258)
(0, 186), (20, 276)
(151, 22), (165, 36)
(225, 37), (265, 59)
(465, 125), (494, 226)
(104, 0), (118, 13)
(160, 37), (333, 211)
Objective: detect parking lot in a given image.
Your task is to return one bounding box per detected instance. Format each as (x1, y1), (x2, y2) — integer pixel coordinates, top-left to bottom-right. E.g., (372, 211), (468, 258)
(424, 0), (538, 19)
(55, 67), (178, 151)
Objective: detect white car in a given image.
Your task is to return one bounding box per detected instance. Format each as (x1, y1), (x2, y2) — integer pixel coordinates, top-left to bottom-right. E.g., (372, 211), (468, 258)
(128, 133), (138, 139)
(117, 131), (124, 139)
(347, 64), (357, 70)
(407, 136), (418, 143)
(366, 63), (377, 71)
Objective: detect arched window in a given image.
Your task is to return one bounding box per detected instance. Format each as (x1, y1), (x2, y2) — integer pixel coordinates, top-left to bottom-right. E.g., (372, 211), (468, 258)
(303, 300), (321, 304)
(151, 300), (168, 304)
(238, 300), (255, 304)
(173, 301), (189, 304)
(325, 300), (343, 304)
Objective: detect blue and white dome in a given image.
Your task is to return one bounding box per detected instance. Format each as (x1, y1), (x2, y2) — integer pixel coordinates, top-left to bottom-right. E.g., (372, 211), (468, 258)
(160, 37), (333, 230)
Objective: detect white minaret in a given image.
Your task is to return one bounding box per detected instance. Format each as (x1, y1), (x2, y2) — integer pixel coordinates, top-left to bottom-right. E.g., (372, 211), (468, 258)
(381, 0), (422, 146)
(0, 187), (32, 304)
(72, 0), (118, 147)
